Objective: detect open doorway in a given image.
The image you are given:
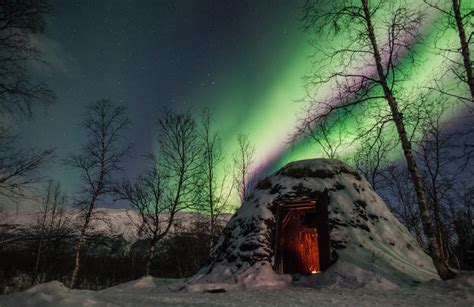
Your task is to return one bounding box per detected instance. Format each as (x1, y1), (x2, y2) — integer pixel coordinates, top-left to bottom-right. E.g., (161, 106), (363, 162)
(274, 195), (330, 274)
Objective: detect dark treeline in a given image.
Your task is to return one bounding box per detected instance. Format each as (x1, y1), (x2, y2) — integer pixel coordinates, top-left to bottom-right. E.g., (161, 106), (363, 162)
(0, 222), (215, 293)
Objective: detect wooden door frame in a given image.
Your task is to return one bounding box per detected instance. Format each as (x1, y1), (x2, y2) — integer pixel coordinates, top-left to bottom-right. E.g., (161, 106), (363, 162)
(273, 189), (330, 274)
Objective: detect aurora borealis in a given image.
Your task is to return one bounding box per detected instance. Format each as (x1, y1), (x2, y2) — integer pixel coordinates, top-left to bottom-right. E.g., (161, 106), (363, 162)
(208, 0), (470, 203)
(17, 0), (471, 209)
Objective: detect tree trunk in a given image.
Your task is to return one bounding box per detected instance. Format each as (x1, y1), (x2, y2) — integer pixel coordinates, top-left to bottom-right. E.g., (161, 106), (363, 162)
(33, 234), (44, 284)
(69, 157), (105, 288)
(145, 238), (157, 277)
(452, 0), (474, 100)
(69, 229), (85, 288)
(431, 185), (449, 261)
(33, 210), (48, 284)
(361, 0), (456, 280)
(69, 202), (95, 288)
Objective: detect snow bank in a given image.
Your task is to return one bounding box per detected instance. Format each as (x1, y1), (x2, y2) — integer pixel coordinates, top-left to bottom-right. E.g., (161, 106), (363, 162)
(415, 271), (474, 301)
(1, 273), (473, 306)
(186, 262), (291, 292)
(292, 260), (398, 290)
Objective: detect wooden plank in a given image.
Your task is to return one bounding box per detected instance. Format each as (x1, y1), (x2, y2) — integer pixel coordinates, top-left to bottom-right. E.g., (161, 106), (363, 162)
(274, 195), (331, 274)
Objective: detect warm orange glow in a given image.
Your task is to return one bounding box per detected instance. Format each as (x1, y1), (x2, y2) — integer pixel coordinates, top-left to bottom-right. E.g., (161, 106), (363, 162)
(301, 229), (320, 273)
(277, 199), (330, 274)
(281, 212), (320, 274)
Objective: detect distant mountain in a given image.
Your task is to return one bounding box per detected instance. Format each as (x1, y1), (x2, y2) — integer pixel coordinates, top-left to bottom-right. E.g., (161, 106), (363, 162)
(0, 208), (232, 242)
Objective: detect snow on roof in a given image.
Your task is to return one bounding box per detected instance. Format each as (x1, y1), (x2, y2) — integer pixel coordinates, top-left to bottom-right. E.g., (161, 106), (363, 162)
(186, 159), (439, 292)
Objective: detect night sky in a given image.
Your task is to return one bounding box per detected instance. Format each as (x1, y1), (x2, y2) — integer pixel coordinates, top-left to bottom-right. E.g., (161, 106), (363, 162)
(17, 0), (470, 207)
(21, 0), (306, 196)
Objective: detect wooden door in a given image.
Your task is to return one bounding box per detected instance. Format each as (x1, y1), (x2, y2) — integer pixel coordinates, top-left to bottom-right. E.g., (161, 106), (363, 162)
(301, 228), (320, 273)
(280, 211), (320, 274)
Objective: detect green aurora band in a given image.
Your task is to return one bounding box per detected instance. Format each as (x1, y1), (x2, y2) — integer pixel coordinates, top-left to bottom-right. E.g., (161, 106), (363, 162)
(190, 0), (470, 208)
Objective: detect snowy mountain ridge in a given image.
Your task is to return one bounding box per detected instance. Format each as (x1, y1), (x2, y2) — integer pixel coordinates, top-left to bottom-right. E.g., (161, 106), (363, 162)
(0, 209), (232, 242)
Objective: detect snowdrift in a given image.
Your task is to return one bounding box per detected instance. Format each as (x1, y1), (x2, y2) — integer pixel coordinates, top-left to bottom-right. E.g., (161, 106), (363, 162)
(1, 273), (473, 306)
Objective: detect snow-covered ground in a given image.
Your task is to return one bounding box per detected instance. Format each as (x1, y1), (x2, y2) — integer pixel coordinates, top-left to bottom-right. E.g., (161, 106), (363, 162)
(0, 273), (473, 306)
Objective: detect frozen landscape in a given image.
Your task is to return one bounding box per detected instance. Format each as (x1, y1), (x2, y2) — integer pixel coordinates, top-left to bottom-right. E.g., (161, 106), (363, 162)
(0, 273), (473, 306)
(1, 159), (473, 306)
(1, 0), (473, 306)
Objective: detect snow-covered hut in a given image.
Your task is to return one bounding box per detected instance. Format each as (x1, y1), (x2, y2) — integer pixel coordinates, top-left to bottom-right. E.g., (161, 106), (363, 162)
(187, 159), (438, 292)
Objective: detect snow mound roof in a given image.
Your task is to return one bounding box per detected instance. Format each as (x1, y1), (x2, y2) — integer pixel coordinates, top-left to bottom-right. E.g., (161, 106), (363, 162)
(186, 158), (439, 291)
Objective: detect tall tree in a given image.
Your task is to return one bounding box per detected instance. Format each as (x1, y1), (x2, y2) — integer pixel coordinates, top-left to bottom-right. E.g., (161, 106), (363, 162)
(157, 109), (201, 214)
(197, 107), (233, 247)
(424, 0), (473, 101)
(116, 157), (173, 277)
(66, 99), (130, 288)
(233, 133), (255, 204)
(0, 0), (55, 200)
(116, 107), (201, 277)
(451, 0), (473, 101)
(0, 0), (55, 117)
(300, 0), (455, 279)
(32, 180), (67, 284)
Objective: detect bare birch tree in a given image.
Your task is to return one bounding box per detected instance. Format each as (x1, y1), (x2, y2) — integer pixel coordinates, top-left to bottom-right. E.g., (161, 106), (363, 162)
(116, 158), (172, 277)
(197, 107), (233, 247)
(424, 0), (473, 102)
(66, 99), (130, 288)
(0, 0), (55, 117)
(299, 0), (455, 279)
(0, 0), (55, 200)
(157, 109), (201, 214)
(32, 180), (67, 283)
(116, 109), (201, 276)
(233, 133), (255, 204)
